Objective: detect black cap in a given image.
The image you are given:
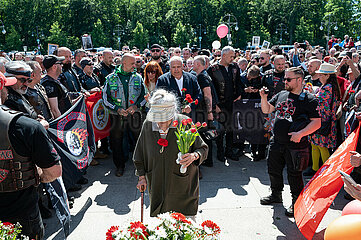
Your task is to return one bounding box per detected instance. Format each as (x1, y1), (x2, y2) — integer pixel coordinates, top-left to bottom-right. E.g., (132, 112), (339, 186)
(198, 49), (210, 57)
(80, 58), (94, 69)
(150, 44), (162, 50)
(43, 55), (65, 69)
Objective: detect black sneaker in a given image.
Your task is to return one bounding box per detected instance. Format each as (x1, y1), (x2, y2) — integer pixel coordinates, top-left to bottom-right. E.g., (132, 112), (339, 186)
(77, 176), (88, 185)
(225, 152), (239, 161)
(115, 168), (125, 177)
(285, 204), (294, 217)
(251, 153), (261, 162)
(303, 167), (316, 177)
(260, 192), (283, 205)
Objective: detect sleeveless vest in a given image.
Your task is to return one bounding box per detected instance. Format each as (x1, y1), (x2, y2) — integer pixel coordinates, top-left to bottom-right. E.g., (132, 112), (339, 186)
(0, 106), (39, 192)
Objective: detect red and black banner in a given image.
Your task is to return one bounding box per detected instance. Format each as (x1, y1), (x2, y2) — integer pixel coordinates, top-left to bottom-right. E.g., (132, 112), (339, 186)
(48, 97), (96, 188)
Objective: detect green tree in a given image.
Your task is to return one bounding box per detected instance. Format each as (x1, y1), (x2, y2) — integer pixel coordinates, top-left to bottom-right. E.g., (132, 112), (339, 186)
(47, 21), (67, 46)
(91, 19), (108, 47)
(132, 22), (149, 49)
(5, 25), (22, 51)
(173, 22), (194, 47)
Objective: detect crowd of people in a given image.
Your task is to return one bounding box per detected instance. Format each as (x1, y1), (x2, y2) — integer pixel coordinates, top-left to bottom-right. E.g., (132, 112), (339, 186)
(1, 35), (361, 238)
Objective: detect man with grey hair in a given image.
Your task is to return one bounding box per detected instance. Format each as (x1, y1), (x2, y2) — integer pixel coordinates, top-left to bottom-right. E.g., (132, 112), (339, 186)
(102, 53), (145, 177)
(237, 58), (248, 74)
(73, 49), (87, 76)
(3, 61), (39, 119)
(156, 56), (202, 116)
(207, 46), (242, 161)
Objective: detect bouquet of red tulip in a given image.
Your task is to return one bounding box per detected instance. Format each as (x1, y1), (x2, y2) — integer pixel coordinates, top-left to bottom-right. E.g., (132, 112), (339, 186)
(172, 118), (207, 173)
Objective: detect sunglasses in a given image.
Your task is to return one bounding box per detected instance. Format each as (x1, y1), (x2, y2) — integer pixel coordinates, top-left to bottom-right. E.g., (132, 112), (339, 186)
(214, 55), (221, 57)
(86, 63), (94, 66)
(136, 60), (142, 63)
(174, 51), (181, 53)
(18, 77), (33, 84)
(147, 70), (156, 74)
(284, 77), (298, 82)
(151, 49), (161, 53)
(55, 62), (63, 66)
(260, 57), (265, 60)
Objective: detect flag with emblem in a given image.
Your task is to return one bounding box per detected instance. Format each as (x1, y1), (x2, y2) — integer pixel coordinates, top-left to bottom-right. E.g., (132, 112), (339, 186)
(47, 97), (96, 188)
(85, 91), (111, 141)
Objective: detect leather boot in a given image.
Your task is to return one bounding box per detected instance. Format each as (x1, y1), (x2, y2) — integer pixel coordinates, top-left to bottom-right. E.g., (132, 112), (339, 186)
(260, 191), (283, 205)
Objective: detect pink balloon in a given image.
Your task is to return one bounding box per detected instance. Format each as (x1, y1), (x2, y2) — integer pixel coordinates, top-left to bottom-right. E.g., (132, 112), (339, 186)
(217, 24), (229, 39)
(342, 200), (361, 216)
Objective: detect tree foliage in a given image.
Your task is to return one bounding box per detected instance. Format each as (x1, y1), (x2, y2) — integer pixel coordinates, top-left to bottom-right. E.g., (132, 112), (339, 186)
(0, 0), (360, 51)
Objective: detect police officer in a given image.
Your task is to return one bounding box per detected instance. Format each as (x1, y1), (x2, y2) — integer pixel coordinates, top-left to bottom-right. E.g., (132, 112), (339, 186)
(0, 71), (62, 240)
(102, 53), (145, 177)
(259, 67), (321, 217)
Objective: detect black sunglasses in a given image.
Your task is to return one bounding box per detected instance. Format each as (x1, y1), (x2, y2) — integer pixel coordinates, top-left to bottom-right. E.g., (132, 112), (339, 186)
(284, 77), (298, 82)
(136, 60), (142, 63)
(151, 49), (161, 53)
(18, 77), (33, 84)
(147, 70), (156, 74)
(260, 57), (265, 60)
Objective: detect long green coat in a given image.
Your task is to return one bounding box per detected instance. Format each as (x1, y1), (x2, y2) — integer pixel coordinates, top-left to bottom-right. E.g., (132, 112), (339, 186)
(133, 114), (208, 217)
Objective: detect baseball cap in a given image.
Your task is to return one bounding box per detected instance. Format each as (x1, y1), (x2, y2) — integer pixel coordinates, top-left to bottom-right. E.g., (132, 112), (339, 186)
(0, 72), (17, 90)
(80, 58), (94, 69)
(43, 55), (65, 69)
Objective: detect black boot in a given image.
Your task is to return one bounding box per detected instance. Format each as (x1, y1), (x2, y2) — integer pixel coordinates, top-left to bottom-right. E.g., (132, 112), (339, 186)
(260, 191), (283, 205)
(285, 204), (294, 217)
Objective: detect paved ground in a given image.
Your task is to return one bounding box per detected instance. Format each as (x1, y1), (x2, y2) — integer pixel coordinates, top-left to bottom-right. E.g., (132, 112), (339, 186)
(44, 146), (349, 240)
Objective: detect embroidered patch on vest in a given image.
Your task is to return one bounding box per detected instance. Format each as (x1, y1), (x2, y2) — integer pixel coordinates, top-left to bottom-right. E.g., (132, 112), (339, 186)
(0, 169), (9, 183)
(0, 150), (13, 160)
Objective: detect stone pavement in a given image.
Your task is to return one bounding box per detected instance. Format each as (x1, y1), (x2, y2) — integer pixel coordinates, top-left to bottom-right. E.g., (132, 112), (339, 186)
(44, 149), (349, 240)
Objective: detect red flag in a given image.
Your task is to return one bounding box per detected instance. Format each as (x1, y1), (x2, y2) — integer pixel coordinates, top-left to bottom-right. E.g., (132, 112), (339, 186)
(295, 123), (361, 240)
(85, 92), (111, 141)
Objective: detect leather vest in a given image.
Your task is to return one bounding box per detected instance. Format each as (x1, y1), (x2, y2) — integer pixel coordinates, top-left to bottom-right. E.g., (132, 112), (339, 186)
(0, 106), (39, 192)
(5, 88), (38, 119)
(24, 84), (53, 121)
(209, 63), (237, 104)
(262, 70), (285, 98)
(61, 69), (81, 92)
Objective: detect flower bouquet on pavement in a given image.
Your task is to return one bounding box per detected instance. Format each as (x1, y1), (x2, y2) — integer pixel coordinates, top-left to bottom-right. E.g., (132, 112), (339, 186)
(106, 212), (221, 240)
(0, 221), (28, 240)
(173, 119), (207, 173)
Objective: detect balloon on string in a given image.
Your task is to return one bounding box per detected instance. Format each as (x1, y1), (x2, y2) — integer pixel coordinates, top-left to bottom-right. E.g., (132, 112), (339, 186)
(212, 41), (221, 50)
(216, 24), (229, 39)
(324, 214), (361, 240)
(342, 200), (361, 216)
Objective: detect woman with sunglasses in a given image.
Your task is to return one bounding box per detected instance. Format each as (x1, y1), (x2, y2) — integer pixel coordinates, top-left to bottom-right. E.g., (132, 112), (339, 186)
(144, 61), (163, 95)
(305, 63), (341, 176)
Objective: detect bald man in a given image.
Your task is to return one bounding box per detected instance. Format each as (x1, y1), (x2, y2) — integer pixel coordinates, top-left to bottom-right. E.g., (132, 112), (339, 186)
(102, 53), (145, 177)
(262, 55), (287, 98)
(94, 50), (115, 86)
(305, 59), (322, 87)
(57, 47), (84, 92)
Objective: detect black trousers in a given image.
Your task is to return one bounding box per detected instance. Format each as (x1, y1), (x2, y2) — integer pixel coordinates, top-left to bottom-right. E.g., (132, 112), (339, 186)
(267, 141), (304, 202)
(3, 205), (44, 240)
(110, 113), (141, 169)
(216, 107), (234, 155)
(251, 144), (267, 157)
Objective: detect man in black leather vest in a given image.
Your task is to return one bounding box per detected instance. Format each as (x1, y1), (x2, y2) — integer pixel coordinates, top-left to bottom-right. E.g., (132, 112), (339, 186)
(94, 49), (115, 86)
(0, 71), (62, 240)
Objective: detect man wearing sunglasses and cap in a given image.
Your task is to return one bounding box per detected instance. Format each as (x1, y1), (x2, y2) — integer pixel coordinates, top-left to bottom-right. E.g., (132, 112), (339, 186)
(0, 71), (62, 240)
(3, 62), (49, 129)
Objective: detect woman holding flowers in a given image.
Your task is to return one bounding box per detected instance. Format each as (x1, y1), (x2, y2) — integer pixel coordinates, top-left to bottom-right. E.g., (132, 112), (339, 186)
(133, 89), (208, 218)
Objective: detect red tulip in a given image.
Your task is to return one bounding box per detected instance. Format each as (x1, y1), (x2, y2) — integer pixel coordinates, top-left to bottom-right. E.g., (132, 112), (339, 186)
(186, 118), (193, 124)
(182, 119), (188, 125)
(172, 120), (178, 127)
(129, 100), (135, 104)
(196, 122), (201, 127)
(181, 88), (187, 92)
(202, 122), (207, 127)
(194, 99), (199, 105)
(190, 128), (197, 133)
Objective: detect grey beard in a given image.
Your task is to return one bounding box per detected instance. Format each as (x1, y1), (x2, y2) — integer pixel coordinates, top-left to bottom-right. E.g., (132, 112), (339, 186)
(15, 87), (27, 95)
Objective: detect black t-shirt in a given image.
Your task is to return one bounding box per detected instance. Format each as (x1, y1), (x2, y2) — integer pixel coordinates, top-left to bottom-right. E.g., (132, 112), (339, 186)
(0, 116), (60, 218)
(260, 64), (273, 74)
(304, 75), (322, 87)
(42, 75), (72, 114)
(269, 90), (319, 144)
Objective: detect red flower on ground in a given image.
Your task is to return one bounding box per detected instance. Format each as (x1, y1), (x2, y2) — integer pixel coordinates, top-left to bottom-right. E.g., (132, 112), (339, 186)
(201, 220), (221, 235)
(181, 119), (188, 125)
(194, 99), (199, 105)
(106, 226), (119, 240)
(195, 122), (201, 127)
(171, 212), (191, 224)
(202, 122), (207, 127)
(172, 120), (179, 127)
(181, 88), (187, 92)
(129, 221), (149, 240)
(157, 138), (168, 147)
(129, 100), (135, 104)
(190, 128), (197, 133)
(186, 118), (193, 124)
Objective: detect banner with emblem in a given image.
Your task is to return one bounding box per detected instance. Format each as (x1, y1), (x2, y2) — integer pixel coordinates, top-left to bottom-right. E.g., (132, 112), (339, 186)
(48, 97), (96, 188)
(85, 91), (111, 141)
(294, 122), (360, 240)
(233, 99), (270, 144)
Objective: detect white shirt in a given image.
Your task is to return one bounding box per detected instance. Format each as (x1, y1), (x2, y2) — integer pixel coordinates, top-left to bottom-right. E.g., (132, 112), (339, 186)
(175, 76), (184, 93)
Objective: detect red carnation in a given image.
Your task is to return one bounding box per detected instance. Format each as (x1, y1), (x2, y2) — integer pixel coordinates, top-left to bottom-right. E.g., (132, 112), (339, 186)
(190, 128), (197, 133)
(129, 100), (135, 104)
(106, 226), (119, 240)
(194, 99), (199, 105)
(157, 138), (168, 147)
(172, 120), (178, 127)
(185, 94), (193, 103)
(202, 122), (207, 127)
(181, 119), (188, 125)
(201, 220), (221, 234)
(349, 89), (355, 94)
(181, 88), (187, 92)
(195, 122), (201, 127)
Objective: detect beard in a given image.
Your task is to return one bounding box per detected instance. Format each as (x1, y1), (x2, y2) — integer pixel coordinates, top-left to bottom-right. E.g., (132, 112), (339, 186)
(63, 63), (72, 70)
(152, 55), (160, 60)
(15, 86), (28, 95)
(285, 84), (293, 92)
